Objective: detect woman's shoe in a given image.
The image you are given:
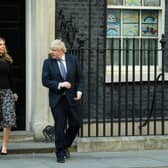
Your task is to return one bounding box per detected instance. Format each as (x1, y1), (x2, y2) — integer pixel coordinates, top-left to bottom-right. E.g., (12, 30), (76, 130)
(1, 147), (7, 155)
(1, 152), (7, 155)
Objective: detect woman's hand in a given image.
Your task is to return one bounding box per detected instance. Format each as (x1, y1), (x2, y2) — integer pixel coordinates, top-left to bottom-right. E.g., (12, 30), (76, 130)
(13, 93), (18, 102)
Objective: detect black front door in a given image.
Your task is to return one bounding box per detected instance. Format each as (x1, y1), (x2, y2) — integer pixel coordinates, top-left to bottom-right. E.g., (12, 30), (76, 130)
(0, 0), (25, 130)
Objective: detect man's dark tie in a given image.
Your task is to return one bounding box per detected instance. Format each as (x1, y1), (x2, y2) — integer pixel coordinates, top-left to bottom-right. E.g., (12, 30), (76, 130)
(59, 59), (67, 80)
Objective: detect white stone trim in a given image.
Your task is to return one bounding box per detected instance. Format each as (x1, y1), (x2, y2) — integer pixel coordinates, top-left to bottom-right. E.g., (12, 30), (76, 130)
(26, 0), (55, 139)
(26, 0), (32, 131)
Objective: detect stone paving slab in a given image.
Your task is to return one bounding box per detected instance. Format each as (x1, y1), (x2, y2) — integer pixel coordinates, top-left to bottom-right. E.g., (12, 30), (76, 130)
(0, 150), (168, 168)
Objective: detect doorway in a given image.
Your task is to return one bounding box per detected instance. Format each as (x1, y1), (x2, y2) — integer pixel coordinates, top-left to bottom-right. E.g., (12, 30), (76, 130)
(0, 0), (25, 130)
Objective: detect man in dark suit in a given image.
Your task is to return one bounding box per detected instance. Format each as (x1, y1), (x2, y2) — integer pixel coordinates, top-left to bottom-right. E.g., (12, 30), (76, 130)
(42, 39), (83, 163)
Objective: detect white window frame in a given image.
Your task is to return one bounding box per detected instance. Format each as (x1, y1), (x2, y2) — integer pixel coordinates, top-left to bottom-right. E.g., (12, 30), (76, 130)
(106, 0), (165, 83)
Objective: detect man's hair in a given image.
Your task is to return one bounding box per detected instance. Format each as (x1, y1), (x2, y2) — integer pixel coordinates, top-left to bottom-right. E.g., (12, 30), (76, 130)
(50, 39), (67, 53)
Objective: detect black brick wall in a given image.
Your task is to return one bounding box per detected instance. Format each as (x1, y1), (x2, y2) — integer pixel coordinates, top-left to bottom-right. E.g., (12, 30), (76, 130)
(56, 0), (105, 49)
(164, 1), (168, 72)
(165, 1), (168, 37)
(56, 0), (106, 119)
(56, 0), (168, 121)
(105, 83), (168, 120)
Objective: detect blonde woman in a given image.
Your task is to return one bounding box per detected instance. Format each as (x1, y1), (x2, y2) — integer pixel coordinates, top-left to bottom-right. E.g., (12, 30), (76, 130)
(0, 37), (18, 155)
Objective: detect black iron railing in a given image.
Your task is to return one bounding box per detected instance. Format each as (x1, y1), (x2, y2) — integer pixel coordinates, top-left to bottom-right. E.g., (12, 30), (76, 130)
(67, 38), (168, 137)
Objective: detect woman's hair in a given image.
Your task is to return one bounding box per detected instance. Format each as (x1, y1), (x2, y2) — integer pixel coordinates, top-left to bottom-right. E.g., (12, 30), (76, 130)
(50, 39), (67, 53)
(0, 37), (13, 64)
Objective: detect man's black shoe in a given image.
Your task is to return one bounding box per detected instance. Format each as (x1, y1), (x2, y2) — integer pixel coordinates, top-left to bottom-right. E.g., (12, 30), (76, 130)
(56, 151), (65, 163)
(57, 157), (65, 163)
(64, 148), (70, 159)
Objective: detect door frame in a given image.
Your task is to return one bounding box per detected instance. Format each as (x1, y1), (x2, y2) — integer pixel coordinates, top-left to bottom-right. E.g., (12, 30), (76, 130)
(25, 0), (55, 135)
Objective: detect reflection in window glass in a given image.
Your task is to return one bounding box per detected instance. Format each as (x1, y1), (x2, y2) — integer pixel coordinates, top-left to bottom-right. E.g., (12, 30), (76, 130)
(143, 0), (160, 6)
(125, 0), (141, 6)
(107, 0), (123, 5)
(107, 10), (121, 36)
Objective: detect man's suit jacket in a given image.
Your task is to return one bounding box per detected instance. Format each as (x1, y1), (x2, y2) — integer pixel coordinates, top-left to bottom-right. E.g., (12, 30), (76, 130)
(42, 54), (83, 108)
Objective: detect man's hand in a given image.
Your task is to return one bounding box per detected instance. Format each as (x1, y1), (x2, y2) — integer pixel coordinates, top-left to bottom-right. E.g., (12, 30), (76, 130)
(61, 81), (71, 89)
(74, 91), (82, 101)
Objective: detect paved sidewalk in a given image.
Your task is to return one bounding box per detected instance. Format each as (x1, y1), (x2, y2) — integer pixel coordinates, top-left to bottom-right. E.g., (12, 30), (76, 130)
(0, 150), (168, 168)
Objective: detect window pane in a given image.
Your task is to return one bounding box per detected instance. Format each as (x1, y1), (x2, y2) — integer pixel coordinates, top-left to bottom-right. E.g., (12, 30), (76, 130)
(142, 24), (158, 36)
(123, 24), (139, 36)
(141, 39), (158, 65)
(123, 11), (139, 36)
(107, 10), (121, 36)
(123, 11), (139, 23)
(125, 0), (141, 6)
(143, 0), (160, 6)
(106, 39), (120, 65)
(123, 39), (139, 65)
(142, 11), (158, 23)
(107, 0), (123, 5)
(142, 11), (158, 36)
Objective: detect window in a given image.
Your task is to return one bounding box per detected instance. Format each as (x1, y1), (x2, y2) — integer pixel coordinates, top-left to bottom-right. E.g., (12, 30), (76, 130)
(107, 0), (123, 6)
(141, 11), (158, 36)
(107, 0), (160, 6)
(106, 0), (164, 82)
(107, 10), (121, 36)
(123, 10), (139, 36)
(144, 0), (160, 6)
(126, 0), (141, 6)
